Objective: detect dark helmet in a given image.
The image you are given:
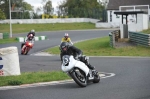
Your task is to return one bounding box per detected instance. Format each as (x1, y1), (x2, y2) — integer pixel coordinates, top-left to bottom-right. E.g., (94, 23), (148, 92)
(60, 42), (69, 52)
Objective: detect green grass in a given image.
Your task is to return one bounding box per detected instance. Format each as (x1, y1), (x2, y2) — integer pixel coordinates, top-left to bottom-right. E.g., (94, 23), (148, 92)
(0, 24), (150, 87)
(45, 36), (150, 56)
(0, 22), (96, 34)
(0, 37), (18, 44)
(142, 28), (150, 34)
(0, 71), (70, 86)
(0, 22), (96, 44)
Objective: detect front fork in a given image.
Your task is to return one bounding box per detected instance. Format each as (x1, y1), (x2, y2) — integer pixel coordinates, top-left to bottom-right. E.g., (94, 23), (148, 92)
(68, 68), (85, 78)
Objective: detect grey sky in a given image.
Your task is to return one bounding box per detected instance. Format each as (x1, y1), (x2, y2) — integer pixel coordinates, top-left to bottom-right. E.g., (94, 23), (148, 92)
(24, 0), (63, 9)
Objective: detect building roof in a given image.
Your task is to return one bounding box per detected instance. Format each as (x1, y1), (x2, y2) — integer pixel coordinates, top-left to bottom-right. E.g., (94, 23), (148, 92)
(107, 0), (150, 10)
(114, 11), (145, 15)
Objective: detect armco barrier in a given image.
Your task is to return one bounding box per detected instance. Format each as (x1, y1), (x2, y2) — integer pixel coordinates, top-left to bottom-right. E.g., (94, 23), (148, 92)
(0, 18), (99, 24)
(0, 47), (20, 76)
(129, 31), (150, 47)
(16, 36), (47, 42)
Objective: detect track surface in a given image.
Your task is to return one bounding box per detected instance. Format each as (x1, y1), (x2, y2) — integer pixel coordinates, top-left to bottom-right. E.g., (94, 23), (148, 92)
(0, 29), (150, 99)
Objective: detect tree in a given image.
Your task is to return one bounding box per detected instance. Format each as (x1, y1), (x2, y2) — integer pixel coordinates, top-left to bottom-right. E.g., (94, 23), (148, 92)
(0, 8), (6, 19)
(0, 0), (33, 19)
(58, 0), (104, 19)
(42, 0), (53, 15)
(0, 0), (9, 18)
(22, 2), (33, 11)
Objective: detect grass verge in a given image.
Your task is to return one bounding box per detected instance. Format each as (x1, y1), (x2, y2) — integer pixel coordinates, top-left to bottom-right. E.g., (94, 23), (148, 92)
(142, 28), (150, 34)
(0, 22), (96, 34)
(0, 38), (18, 44)
(45, 36), (150, 56)
(0, 22), (97, 44)
(0, 71), (70, 87)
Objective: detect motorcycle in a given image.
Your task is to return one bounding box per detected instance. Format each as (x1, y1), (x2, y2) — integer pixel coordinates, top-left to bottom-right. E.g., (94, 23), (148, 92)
(21, 41), (33, 55)
(61, 55), (100, 87)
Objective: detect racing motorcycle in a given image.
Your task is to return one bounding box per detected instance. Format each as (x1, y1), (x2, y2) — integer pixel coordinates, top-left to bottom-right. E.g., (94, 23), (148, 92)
(61, 55), (100, 87)
(21, 41), (33, 55)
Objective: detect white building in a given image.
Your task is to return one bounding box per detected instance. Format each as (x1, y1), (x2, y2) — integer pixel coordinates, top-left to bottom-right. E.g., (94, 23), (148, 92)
(106, 0), (150, 23)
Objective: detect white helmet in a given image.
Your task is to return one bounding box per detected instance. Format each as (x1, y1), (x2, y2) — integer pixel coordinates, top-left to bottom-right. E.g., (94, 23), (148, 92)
(64, 33), (69, 38)
(30, 29), (35, 33)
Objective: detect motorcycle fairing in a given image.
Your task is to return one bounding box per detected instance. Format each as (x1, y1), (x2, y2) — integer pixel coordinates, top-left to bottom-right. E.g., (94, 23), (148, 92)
(61, 55), (89, 76)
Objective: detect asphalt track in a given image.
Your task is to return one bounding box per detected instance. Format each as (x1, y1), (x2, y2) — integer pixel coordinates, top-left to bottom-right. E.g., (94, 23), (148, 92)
(0, 29), (150, 99)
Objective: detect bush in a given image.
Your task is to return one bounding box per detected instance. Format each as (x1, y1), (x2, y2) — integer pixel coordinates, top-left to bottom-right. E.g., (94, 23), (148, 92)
(8, 80), (22, 85)
(0, 9), (6, 20)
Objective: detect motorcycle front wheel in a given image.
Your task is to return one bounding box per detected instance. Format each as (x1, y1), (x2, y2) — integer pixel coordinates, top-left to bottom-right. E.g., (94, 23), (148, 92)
(70, 68), (87, 87)
(22, 47), (29, 55)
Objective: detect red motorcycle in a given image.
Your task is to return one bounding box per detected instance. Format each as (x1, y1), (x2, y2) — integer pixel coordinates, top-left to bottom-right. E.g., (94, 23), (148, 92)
(21, 41), (33, 55)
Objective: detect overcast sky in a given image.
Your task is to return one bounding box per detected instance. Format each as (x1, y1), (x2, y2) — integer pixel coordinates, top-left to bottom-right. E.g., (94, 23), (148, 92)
(24, 0), (62, 9)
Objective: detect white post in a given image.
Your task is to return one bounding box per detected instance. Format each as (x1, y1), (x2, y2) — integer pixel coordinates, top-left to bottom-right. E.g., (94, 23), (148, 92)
(148, 5), (149, 21)
(9, 0), (12, 38)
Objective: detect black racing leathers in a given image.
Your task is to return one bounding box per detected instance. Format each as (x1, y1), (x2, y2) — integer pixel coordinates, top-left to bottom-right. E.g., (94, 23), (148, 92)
(61, 46), (83, 59)
(61, 45), (95, 70)
(21, 32), (35, 49)
(27, 32), (35, 37)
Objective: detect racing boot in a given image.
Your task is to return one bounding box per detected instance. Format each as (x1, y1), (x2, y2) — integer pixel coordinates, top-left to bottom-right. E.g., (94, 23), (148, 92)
(85, 58), (97, 75)
(83, 56), (94, 69)
(87, 63), (95, 70)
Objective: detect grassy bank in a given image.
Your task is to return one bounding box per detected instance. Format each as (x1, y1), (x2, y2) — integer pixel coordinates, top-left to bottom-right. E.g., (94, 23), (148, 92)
(142, 28), (150, 34)
(0, 22), (96, 34)
(0, 71), (70, 87)
(45, 36), (150, 56)
(0, 37), (17, 44)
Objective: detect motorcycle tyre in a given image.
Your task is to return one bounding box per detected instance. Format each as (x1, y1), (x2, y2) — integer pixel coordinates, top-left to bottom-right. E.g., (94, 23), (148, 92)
(70, 70), (87, 87)
(22, 47), (28, 55)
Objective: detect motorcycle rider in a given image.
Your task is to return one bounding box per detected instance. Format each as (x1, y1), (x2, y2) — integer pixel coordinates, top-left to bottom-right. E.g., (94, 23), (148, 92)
(60, 42), (95, 70)
(21, 29), (35, 49)
(61, 33), (73, 45)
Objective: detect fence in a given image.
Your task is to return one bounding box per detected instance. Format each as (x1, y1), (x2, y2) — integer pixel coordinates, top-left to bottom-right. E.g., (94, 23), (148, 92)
(0, 18), (99, 24)
(109, 30), (120, 47)
(9, 8), (107, 22)
(129, 31), (150, 47)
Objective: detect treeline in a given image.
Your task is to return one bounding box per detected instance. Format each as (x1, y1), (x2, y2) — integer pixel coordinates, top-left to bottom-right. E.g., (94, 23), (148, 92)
(57, 0), (105, 19)
(0, 0), (105, 20)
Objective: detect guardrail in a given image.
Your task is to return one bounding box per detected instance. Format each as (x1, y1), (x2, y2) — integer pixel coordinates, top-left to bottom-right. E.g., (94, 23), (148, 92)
(109, 30), (120, 47)
(129, 31), (150, 47)
(0, 18), (99, 24)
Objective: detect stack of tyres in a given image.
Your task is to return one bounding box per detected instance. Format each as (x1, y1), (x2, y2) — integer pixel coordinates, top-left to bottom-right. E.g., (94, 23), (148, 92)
(3, 33), (9, 39)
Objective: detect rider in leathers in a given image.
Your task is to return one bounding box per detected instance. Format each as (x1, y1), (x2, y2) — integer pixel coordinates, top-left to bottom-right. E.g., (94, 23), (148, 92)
(21, 29), (35, 49)
(60, 42), (95, 70)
